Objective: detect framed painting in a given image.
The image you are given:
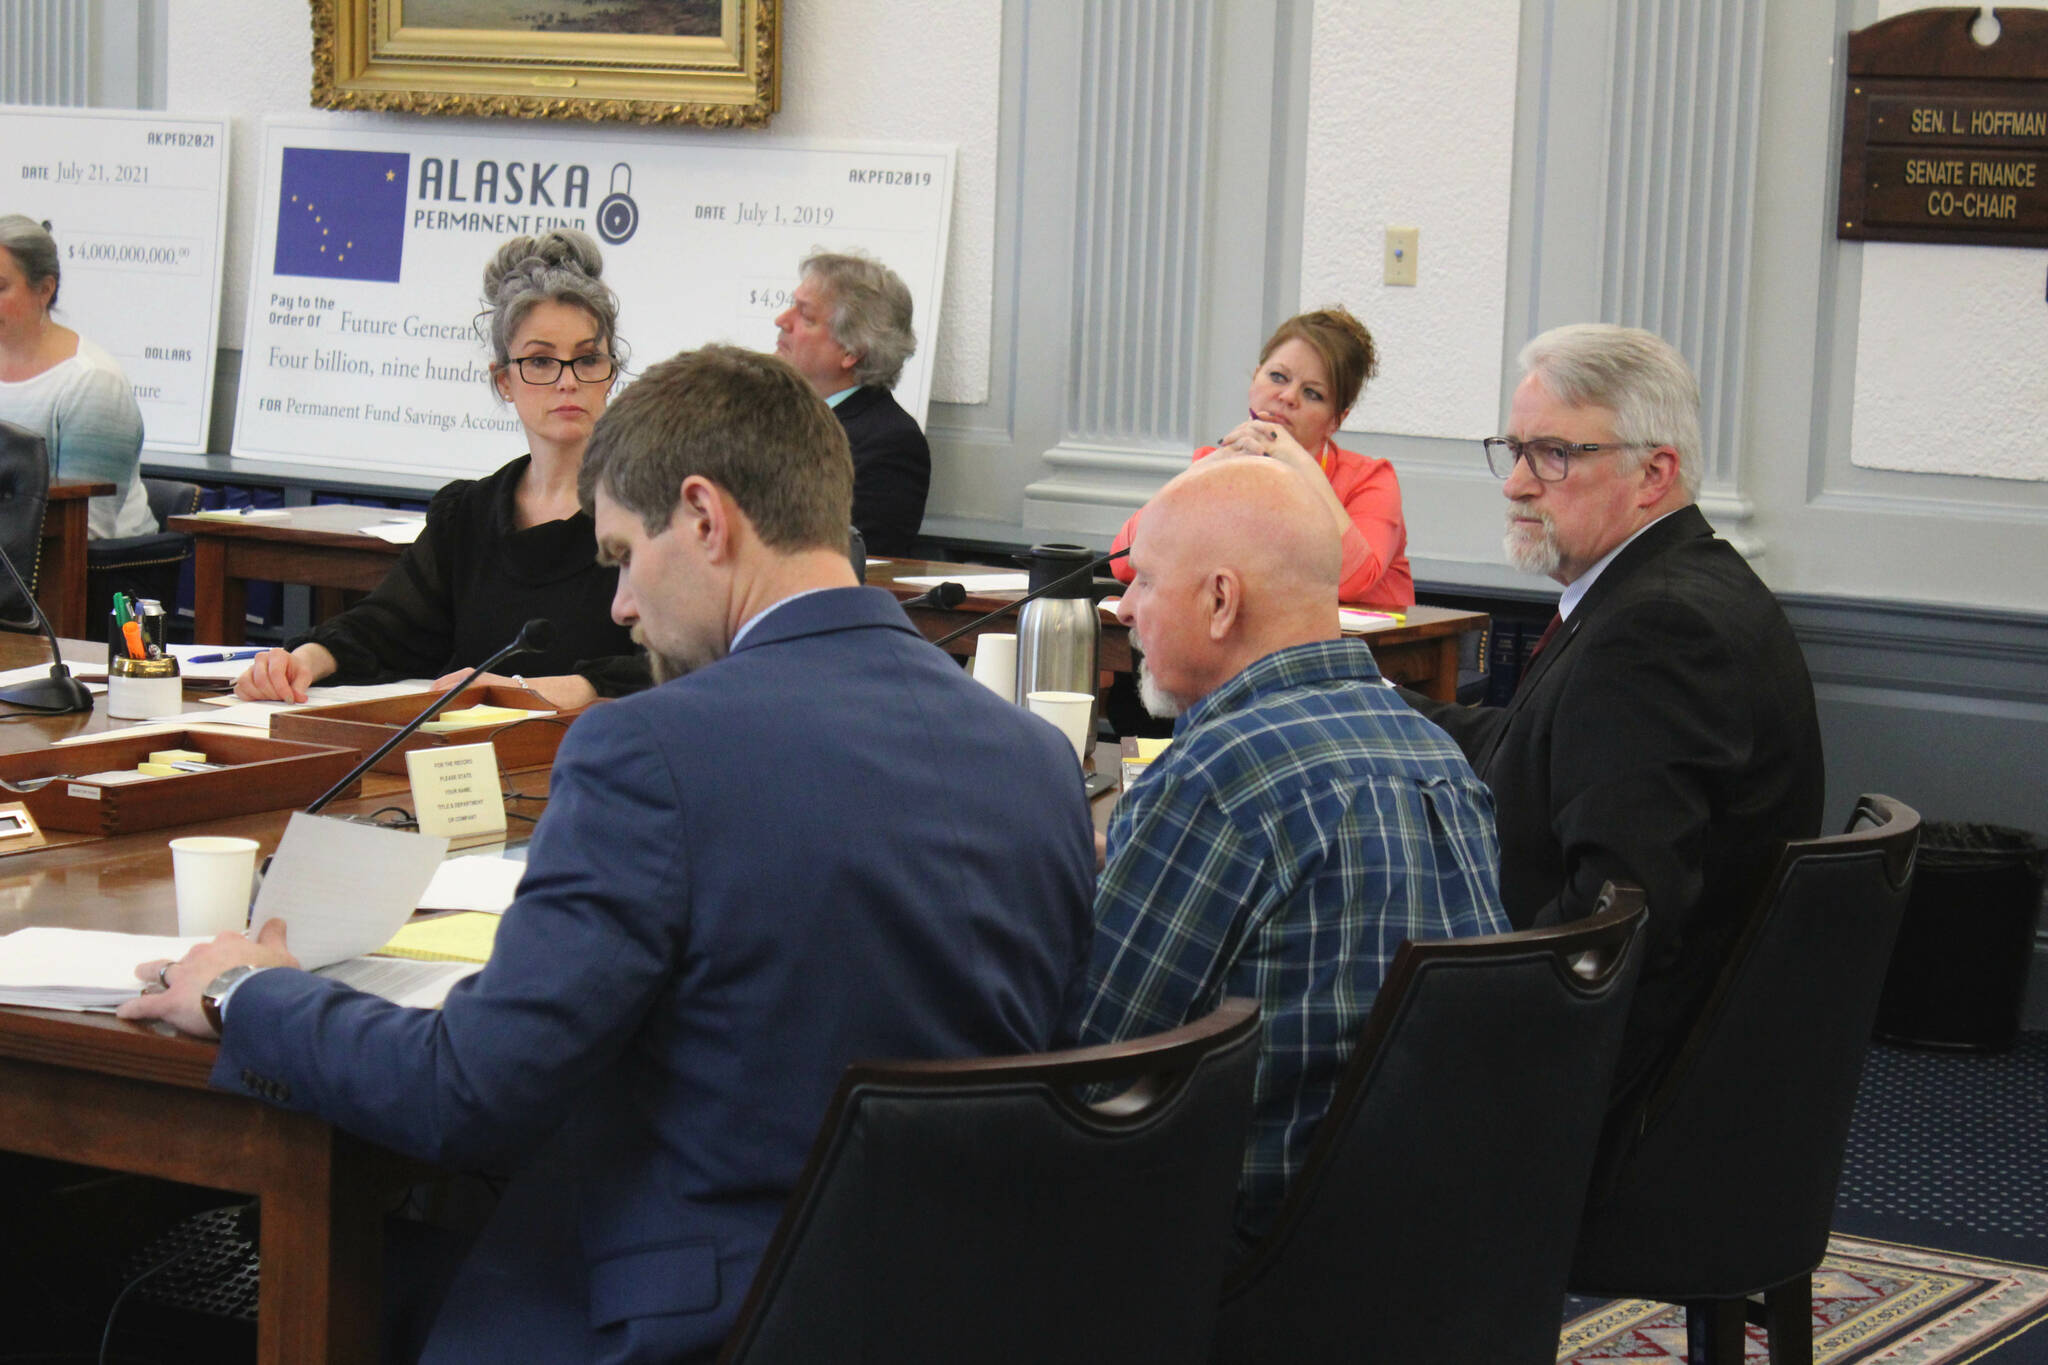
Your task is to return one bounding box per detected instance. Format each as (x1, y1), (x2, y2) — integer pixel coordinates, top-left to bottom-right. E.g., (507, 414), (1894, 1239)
(310, 0), (779, 128)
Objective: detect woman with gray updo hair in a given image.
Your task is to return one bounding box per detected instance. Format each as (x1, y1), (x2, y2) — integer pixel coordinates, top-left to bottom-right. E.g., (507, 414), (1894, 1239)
(0, 213), (157, 539)
(772, 250), (929, 554)
(237, 229), (648, 706)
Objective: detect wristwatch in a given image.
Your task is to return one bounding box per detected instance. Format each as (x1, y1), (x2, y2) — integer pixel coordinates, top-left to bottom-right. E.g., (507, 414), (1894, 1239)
(200, 964), (262, 1034)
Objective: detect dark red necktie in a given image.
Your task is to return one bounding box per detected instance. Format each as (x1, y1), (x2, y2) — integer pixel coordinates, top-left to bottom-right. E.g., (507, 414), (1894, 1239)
(1517, 612), (1564, 694)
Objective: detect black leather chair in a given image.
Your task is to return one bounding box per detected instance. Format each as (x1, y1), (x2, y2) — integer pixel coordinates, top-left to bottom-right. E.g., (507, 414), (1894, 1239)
(1568, 795), (1921, 1364)
(719, 998), (1263, 1365)
(87, 477), (201, 641)
(0, 420), (53, 632)
(1212, 886), (1649, 1365)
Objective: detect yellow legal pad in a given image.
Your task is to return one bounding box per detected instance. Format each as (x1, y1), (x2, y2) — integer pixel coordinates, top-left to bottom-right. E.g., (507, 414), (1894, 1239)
(377, 912), (500, 964)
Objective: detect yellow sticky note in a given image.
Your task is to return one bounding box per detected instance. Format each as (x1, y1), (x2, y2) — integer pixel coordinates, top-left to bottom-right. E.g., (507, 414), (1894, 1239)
(378, 912), (500, 964)
(1133, 737), (1172, 761)
(149, 749), (207, 765)
(419, 705), (550, 734)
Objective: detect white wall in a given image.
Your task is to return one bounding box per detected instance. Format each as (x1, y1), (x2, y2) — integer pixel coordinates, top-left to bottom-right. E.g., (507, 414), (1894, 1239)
(164, 1), (1001, 406)
(1850, 0), (2048, 483)
(1302, 0), (1518, 442)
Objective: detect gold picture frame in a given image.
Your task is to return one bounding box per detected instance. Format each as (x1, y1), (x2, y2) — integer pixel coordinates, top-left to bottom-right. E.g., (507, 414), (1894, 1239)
(311, 0), (779, 128)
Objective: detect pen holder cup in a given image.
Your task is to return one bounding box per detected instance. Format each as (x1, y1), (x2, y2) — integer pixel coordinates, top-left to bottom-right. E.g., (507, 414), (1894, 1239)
(106, 655), (182, 720)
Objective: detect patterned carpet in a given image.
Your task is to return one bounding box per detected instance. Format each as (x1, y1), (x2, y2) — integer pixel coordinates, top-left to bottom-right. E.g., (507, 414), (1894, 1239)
(1559, 1236), (2048, 1362)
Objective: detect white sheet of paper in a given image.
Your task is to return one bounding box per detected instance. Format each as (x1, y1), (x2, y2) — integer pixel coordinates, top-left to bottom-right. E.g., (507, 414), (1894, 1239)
(193, 680), (439, 713)
(251, 813), (449, 970)
(417, 855), (527, 914)
(362, 522), (425, 544)
(53, 720), (260, 746)
(0, 663), (106, 695)
(315, 955), (479, 1008)
(894, 573), (1027, 592)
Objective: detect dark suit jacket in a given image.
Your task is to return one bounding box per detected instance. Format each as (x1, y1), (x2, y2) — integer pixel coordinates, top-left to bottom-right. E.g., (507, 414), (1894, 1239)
(1407, 506), (1824, 1102)
(835, 385), (930, 557)
(213, 588), (1096, 1364)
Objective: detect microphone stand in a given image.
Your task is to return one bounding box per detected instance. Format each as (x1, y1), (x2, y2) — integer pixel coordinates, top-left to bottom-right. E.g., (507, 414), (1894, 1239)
(304, 621), (554, 816)
(0, 539), (93, 714)
(930, 548), (1126, 649)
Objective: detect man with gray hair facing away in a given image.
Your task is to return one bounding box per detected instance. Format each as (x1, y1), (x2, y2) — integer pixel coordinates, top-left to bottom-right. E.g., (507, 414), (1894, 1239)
(774, 250), (930, 555)
(1402, 323), (1823, 1116)
(1070, 454), (1506, 1244)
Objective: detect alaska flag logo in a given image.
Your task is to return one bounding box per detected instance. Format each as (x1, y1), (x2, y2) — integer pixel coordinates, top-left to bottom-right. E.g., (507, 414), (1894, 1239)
(273, 147), (409, 284)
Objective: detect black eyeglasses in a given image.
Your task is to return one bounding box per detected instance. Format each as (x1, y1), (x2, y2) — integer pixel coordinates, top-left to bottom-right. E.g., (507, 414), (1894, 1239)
(508, 354), (616, 385)
(1480, 436), (1649, 483)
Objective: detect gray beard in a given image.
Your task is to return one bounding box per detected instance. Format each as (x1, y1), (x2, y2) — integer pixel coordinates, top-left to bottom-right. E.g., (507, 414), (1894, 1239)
(1137, 660), (1184, 719)
(1503, 511), (1562, 577)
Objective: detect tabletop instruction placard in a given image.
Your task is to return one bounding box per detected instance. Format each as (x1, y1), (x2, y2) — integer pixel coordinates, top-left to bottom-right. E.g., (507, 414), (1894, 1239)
(1, 106), (231, 454)
(234, 118), (955, 481)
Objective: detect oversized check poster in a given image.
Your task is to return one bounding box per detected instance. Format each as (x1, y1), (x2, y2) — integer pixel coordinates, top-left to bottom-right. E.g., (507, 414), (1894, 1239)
(235, 119), (955, 480)
(1, 106), (231, 454)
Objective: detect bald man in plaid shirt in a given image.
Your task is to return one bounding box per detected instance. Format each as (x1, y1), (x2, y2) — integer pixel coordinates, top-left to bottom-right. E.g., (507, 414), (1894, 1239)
(1070, 455), (1507, 1243)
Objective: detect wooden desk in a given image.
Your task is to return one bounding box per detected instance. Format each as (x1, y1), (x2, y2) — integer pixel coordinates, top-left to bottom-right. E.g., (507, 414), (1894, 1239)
(0, 634), (482, 1361)
(868, 558), (1489, 703)
(33, 478), (116, 638)
(168, 505), (407, 645)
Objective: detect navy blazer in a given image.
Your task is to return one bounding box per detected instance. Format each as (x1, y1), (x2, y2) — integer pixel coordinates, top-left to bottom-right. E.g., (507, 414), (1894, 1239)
(1408, 505), (1824, 1103)
(835, 385), (930, 557)
(213, 587), (1096, 1363)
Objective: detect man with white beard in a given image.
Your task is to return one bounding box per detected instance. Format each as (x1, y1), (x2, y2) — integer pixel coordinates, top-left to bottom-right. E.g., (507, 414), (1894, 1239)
(1400, 323), (1824, 1118)
(1068, 454), (1505, 1246)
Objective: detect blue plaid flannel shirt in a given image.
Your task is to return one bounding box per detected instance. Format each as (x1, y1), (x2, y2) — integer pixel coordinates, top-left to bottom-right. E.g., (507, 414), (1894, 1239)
(1071, 639), (1508, 1238)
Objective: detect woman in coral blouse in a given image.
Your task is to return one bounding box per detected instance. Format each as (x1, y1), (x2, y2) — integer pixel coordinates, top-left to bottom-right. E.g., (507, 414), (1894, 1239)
(1110, 306), (1413, 608)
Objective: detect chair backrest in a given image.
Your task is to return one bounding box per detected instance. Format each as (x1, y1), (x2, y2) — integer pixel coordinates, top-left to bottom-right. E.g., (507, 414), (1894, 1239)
(1571, 794), (1921, 1298)
(719, 998), (1263, 1365)
(0, 421), (52, 631)
(143, 478), (202, 529)
(1213, 887), (1649, 1365)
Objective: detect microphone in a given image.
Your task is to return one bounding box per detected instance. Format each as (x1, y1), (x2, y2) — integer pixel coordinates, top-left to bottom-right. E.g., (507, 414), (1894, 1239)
(0, 539), (93, 714)
(930, 549), (1126, 649)
(304, 618), (557, 816)
(900, 581), (966, 611)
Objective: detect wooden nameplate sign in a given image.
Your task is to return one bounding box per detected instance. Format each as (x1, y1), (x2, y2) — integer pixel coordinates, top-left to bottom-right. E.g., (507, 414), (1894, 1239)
(272, 685), (595, 776)
(0, 730), (363, 837)
(1840, 7), (2048, 247)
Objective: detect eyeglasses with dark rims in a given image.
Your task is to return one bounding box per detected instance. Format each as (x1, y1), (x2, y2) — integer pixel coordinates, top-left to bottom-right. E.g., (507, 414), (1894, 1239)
(1480, 436), (1652, 483)
(508, 354), (616, 385)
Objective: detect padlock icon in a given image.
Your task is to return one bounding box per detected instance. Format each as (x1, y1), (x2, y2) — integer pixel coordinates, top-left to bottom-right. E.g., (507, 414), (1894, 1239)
(597, 163), (639, 245)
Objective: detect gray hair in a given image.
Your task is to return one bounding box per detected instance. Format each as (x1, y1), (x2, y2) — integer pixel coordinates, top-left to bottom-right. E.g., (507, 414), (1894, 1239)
(799, 251), (916, 391)
(477, 228), (626, 374)
(1517, 324), (1701, 501)
(0, 214), (61, 311)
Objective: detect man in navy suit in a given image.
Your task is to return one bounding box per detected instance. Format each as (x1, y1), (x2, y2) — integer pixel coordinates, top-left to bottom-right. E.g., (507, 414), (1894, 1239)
(123, 345), (1096, 1363)
(1402, 324), (1823, 1113)
(774, 251), (931, 556)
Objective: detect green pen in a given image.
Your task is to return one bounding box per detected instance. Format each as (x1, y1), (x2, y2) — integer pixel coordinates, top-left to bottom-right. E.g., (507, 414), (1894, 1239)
(111, 591), (131, 626)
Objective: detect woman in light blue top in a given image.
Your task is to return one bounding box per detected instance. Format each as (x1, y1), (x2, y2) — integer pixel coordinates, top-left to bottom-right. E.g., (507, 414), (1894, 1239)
(0, 214), (155, 539)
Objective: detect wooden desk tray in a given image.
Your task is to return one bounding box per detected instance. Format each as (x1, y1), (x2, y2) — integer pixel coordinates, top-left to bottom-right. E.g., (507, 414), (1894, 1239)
(0, 730), (363, 836)
(271, 685), (591, 776)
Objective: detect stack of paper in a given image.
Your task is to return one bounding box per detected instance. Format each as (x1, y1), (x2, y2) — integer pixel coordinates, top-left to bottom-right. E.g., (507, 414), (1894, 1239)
(0, 928), (207, 1010)
(0, 813), (467, 1014)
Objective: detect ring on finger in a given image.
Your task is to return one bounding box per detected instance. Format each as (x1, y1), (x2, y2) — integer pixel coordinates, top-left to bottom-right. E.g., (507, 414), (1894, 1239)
(156, 962), (172, 990)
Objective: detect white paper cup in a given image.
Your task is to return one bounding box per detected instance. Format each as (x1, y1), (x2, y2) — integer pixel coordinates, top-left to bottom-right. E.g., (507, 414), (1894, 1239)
(169, 836), (259, 937)
(972, 633), (1018, 703)
(1027, 690), (1095, 766)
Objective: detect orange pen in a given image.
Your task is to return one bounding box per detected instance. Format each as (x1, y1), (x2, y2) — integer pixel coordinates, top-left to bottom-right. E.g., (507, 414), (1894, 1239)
(121, 620), (145, 660)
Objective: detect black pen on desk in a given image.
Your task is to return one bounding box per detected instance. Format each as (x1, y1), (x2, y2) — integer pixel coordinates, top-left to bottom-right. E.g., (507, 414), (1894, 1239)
(183, 648), (266, 664)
